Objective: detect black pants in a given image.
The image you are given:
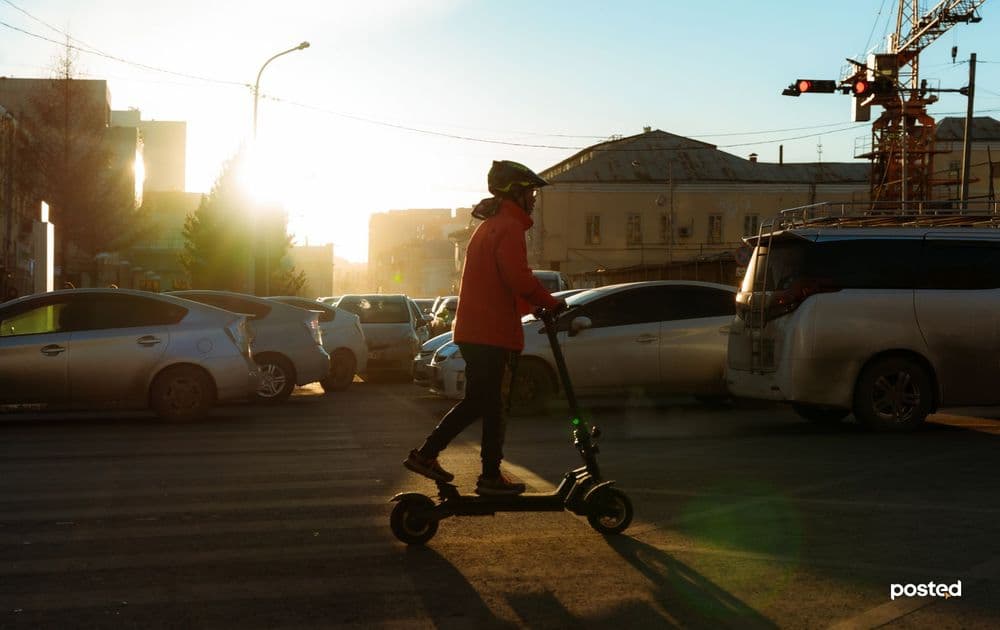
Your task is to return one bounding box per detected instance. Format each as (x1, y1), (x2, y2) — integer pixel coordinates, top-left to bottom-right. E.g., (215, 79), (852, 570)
(418, 343), (515, 477)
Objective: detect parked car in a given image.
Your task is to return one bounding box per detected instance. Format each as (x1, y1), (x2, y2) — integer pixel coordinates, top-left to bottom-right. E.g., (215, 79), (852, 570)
(727, 215), (1000, 431)
(413, 298), (435, 316)
(429, 296), (458, 336)
(407, 297), (433, 345)
(413, 331), (454, 387)
(430, 281), (737, 410)
(168, 290), (330, 403)
(267, 296), (367, 392)
(0, 289), (258, 420)
(336, 294), (422, 379)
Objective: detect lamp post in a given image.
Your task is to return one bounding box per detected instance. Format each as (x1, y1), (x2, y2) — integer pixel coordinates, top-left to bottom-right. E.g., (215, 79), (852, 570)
(253, 41), (310, 139)
(248, 41), (309, 295)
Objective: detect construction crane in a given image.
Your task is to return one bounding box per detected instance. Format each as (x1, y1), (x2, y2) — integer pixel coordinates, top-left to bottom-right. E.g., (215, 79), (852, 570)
(846, 0), (986, 204)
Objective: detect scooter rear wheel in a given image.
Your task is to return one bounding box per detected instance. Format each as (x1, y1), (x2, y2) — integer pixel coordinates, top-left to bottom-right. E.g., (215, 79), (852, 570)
(390, 495), (438, 545)
(586, 487), (633, 535)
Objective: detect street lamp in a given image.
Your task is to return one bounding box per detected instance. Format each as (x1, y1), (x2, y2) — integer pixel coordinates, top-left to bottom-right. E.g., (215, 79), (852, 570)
(248, 41), (309, 295)
(253, 41), (310, 139)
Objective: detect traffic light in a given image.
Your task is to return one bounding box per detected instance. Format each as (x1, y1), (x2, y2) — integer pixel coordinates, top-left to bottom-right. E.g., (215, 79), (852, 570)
(796, 79), (838, 94)
(851, 76), (895, 98)
(782, 79), (838, 97)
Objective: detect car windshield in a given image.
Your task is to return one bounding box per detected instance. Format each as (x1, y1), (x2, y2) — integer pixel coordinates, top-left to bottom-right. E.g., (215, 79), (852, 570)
(337, 296), (409, 324)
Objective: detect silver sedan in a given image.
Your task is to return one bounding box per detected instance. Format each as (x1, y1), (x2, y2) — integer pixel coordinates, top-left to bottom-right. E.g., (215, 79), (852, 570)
(0, 289), (259, 420)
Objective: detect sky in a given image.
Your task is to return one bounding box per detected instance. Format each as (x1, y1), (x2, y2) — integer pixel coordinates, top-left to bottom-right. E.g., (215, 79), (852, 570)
(2, 0), (999, 262)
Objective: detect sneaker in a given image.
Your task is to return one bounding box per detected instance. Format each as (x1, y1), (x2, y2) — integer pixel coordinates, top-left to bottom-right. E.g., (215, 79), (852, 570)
(403, 450), (454, 483)
(475, 471), (526, 496)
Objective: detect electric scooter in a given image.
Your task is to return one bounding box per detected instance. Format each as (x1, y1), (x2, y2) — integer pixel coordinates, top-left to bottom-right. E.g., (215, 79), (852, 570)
(389, 307), (634, 545)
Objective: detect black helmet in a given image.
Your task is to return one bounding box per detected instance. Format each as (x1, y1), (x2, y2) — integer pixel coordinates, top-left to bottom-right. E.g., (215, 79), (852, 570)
(487, 160), (548, 198)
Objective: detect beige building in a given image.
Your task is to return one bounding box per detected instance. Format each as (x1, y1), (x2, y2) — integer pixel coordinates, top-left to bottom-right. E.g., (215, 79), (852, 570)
(332, 257), (368, 297)
(933, 116), (1000, 203)
(531, 129), (870, 286)
(368, 207), (473, 296)
(288, 244), (334, 298)
(111, 109), (187, 193)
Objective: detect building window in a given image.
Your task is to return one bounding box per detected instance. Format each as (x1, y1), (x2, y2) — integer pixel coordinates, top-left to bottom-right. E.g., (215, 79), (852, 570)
(708, 214), (723, 244)
(659, 214), (669, 243)
(626, 214), (642, 246)
(743, 214), (760, 237)
(585, 214), (601, 245)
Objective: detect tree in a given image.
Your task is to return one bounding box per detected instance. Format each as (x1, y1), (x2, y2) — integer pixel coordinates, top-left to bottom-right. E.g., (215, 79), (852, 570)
(181, 149), (305, 295)
(13, 43), (144, 286)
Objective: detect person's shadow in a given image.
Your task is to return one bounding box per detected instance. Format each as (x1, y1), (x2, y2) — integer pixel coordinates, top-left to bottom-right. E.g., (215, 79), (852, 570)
(400, 545), (519, 629)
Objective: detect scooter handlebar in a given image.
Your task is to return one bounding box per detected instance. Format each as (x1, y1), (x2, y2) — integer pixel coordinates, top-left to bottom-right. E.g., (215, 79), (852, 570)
(533, 300), (567, 324)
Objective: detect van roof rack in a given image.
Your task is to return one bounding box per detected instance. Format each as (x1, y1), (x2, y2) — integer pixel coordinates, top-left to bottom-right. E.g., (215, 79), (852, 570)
(770, 200), (1000, 231)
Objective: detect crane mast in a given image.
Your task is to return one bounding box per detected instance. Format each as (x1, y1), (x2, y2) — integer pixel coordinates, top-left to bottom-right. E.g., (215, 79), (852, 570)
(852, 0), (985, 204)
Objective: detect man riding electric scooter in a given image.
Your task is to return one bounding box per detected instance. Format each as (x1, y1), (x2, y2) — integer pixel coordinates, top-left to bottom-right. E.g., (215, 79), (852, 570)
(403, 160), (564, 496)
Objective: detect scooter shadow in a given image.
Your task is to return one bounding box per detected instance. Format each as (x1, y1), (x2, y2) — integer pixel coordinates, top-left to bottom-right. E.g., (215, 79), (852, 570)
(604, 536), (778, 629)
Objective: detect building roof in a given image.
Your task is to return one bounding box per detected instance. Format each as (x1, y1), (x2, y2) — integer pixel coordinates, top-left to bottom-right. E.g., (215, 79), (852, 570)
(935, 116), (1000, 142)
(541, 129), (869, 185)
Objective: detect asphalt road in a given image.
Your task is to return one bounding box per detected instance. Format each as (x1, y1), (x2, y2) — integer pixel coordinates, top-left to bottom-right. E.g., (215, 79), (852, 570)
(1, 381), (998, 628)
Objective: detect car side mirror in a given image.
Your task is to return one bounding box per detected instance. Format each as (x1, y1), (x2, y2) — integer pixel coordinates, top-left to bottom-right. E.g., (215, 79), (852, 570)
(568, 316), (592, 337)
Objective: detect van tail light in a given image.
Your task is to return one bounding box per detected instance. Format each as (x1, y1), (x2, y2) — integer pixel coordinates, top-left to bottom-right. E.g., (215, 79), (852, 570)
(765, 277), (839, 321)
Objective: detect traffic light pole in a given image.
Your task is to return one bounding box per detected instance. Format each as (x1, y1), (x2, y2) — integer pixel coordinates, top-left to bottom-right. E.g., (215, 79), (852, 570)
(960, 53), (977, 208)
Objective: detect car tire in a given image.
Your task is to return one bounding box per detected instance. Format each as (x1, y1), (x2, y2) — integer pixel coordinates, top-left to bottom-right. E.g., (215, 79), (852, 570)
(150, 365), (214, 421)
(321, 349), (356, 393)
(255, 354), (296, 403)
(853, 356), (932, 432)
(792, 403), (850, 423)
(509, 359), (555, 416)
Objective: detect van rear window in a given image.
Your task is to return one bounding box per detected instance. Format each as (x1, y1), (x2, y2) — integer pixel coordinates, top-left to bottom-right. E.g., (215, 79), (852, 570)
(744, 238), (921, 291)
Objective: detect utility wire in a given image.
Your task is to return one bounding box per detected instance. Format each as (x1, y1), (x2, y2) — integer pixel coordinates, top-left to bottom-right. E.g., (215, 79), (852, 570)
(261, 93), (865, 151)
(0, 19), (248, 87)
(2, 0), (106, 56)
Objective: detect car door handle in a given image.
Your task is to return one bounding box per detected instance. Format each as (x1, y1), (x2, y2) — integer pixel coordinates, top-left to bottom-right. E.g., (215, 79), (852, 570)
(40, 344), (65, 356)
(635, 334), (658, 344)
(137, 335), (162, 347)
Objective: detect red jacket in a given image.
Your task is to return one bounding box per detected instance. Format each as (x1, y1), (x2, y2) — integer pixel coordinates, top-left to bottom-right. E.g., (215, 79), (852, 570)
(453, 199), (560, 351)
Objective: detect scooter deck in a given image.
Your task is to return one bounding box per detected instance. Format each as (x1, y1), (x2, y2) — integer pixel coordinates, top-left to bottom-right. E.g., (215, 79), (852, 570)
(432, 482), (567, 513)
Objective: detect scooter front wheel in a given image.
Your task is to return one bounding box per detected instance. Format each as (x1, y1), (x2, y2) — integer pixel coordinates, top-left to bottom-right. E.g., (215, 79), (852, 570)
(390, 495), (439, 545)
(586, 487), (633, 535)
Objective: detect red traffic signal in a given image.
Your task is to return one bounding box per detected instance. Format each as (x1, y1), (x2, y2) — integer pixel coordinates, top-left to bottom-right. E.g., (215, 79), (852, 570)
(796, 79), (837, 94)
(852, 79), (872, 96)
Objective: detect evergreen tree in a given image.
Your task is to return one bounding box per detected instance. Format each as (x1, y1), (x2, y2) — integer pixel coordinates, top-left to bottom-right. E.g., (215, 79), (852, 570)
(181, 150), (305, 295)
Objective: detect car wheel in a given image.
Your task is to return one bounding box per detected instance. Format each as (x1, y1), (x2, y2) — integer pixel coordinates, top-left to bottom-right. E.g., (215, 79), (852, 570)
(255, 354), (296, 403)
(150, 366), (214, 421)
(853, 356), (932, 431)
(509, 359), (554, 416)
(792, 403), (850, 423)
(321, 349), (356, 393)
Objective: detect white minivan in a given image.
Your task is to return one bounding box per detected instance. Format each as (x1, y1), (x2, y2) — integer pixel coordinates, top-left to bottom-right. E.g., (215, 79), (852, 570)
(726, 207), (1000, 431)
